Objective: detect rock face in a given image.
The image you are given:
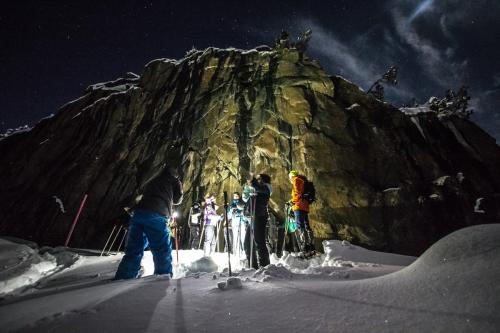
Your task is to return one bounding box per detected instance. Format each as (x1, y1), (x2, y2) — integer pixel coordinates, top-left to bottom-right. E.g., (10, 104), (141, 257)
(1, 47), (499, 255)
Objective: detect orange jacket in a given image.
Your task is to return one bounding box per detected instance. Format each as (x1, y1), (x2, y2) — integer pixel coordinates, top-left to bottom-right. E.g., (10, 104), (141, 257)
(290, 175), (309, 212)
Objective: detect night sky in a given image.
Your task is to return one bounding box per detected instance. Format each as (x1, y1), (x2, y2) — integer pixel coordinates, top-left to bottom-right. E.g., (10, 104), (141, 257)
(1, 1), (499, 141)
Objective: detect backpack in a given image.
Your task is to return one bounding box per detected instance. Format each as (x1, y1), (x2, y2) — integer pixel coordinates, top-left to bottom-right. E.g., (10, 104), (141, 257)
(302, 179), (316, 203)
(286, 206), (298, 233)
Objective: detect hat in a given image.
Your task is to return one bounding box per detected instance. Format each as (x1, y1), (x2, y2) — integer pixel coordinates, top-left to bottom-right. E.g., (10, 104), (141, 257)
(289, 170), (299, 177)
(258, 174), (271, 184)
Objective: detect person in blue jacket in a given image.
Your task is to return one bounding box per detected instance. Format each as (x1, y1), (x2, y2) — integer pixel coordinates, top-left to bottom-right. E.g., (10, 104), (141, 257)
(228, 192), (245, 258)
(114, 166), (183, 279)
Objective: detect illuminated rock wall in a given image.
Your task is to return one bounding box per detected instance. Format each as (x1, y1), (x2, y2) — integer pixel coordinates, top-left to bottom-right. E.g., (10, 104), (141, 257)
(1, 47), (499, 255)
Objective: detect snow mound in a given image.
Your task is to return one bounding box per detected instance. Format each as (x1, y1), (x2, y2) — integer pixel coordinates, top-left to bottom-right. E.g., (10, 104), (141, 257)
(217, 277), (243, 290)
(173, 256), (219, 279)
(267, 242), (417, 278)
(367, 223), (500, 330)
(0, 239), (81, 297)
(253, 264), (294, 281)
(40, 246), (80, 267)
(170, 250), (246, 278)
(272, 251), (326, 274)
(409, 223), (500, 269)
(322, 239), (416, 266)
(183, 256), (218, 273)
(0, 239), (58, 296)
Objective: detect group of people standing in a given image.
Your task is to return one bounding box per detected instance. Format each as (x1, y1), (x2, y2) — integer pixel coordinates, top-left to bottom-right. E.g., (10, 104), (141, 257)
(114, 166), (315, 280)
(188, 174), (273, 269)
(187, 171), (315, 270)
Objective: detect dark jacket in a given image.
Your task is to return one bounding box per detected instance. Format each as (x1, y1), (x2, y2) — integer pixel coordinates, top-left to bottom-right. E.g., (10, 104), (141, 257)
(251, 178), (271, 218)
(136, 168), (183, 217)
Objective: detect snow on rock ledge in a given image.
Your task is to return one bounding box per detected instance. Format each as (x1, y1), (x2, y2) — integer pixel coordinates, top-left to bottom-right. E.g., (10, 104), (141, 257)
(400, 105), (434, 115)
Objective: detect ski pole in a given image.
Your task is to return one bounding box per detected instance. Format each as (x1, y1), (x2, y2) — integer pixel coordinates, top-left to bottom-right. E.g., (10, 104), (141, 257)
(117, 228), (128, 252)
(187, 208), (192, 248)
(198, 219), (206, 250)
(173, 213), (179, 263)
(100, 225), (117, 257)
(236, 215), (242, 258)
(239, 215), (244, 259)
(249, 197), (253, 268)
(215, 217), (220, 253)
(215, 214), (224, 252)
(176, 227), (179, 263)
(282, 204), (290, 255)
(249, 195), (256, 269)
(107, 225), (123, 255)
(65, 193), (88, 247)
(223, 191), (231, 276)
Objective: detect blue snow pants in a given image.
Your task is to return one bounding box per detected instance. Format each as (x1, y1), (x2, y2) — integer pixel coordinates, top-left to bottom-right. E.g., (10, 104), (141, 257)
(114, 209), (172, 279)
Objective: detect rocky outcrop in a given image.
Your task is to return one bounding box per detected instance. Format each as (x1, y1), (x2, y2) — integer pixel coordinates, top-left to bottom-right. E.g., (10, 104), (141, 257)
(1, 47), (499, 255)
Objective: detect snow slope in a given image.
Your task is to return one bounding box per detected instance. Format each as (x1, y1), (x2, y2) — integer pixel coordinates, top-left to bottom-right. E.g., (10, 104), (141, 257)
(0, 224), (499, 332)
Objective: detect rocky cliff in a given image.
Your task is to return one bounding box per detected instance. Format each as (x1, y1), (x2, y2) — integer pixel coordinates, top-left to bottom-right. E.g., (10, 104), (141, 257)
(1, 46), (499, 255)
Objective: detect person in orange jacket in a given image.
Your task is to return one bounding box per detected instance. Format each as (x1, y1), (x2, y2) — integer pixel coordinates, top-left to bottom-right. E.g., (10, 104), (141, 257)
(288, 170), (315, 253)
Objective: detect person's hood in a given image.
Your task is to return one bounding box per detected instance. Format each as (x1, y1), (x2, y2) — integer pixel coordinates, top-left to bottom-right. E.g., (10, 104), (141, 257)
(265, 183), (272, 195)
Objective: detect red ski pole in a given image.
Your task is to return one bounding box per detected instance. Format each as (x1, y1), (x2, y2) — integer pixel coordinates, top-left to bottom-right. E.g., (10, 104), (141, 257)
(65, 193), (88, 247)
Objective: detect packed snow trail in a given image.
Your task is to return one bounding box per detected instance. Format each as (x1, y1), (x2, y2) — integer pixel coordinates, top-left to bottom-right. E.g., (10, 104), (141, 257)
(0, 224), (499, 332)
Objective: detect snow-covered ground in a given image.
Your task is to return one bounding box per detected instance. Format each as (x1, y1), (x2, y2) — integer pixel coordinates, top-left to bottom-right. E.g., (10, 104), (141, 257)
(0, 224), (499, 332)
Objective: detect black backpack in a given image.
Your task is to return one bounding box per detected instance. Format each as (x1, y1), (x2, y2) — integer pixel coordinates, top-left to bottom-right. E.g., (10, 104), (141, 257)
(302, 178), (316, 203)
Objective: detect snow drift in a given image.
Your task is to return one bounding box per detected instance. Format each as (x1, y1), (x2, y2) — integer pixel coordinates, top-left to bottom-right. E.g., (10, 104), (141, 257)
(0, 238), (59, 296)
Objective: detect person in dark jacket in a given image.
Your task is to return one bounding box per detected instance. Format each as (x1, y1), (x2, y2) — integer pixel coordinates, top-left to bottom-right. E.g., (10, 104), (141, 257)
(243, 173), (272, 269)
(188, 202), (202, 249)
(114, 166), (183, 279)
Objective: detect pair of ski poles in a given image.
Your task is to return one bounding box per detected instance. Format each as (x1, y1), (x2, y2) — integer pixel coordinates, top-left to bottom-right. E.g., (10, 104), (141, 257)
(100, 212), (180, 263)
(234, 214), (244, 260)
(197, 214), (221, 252)
(100, 224), (128, 256)
(100, 207), (133, 256)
